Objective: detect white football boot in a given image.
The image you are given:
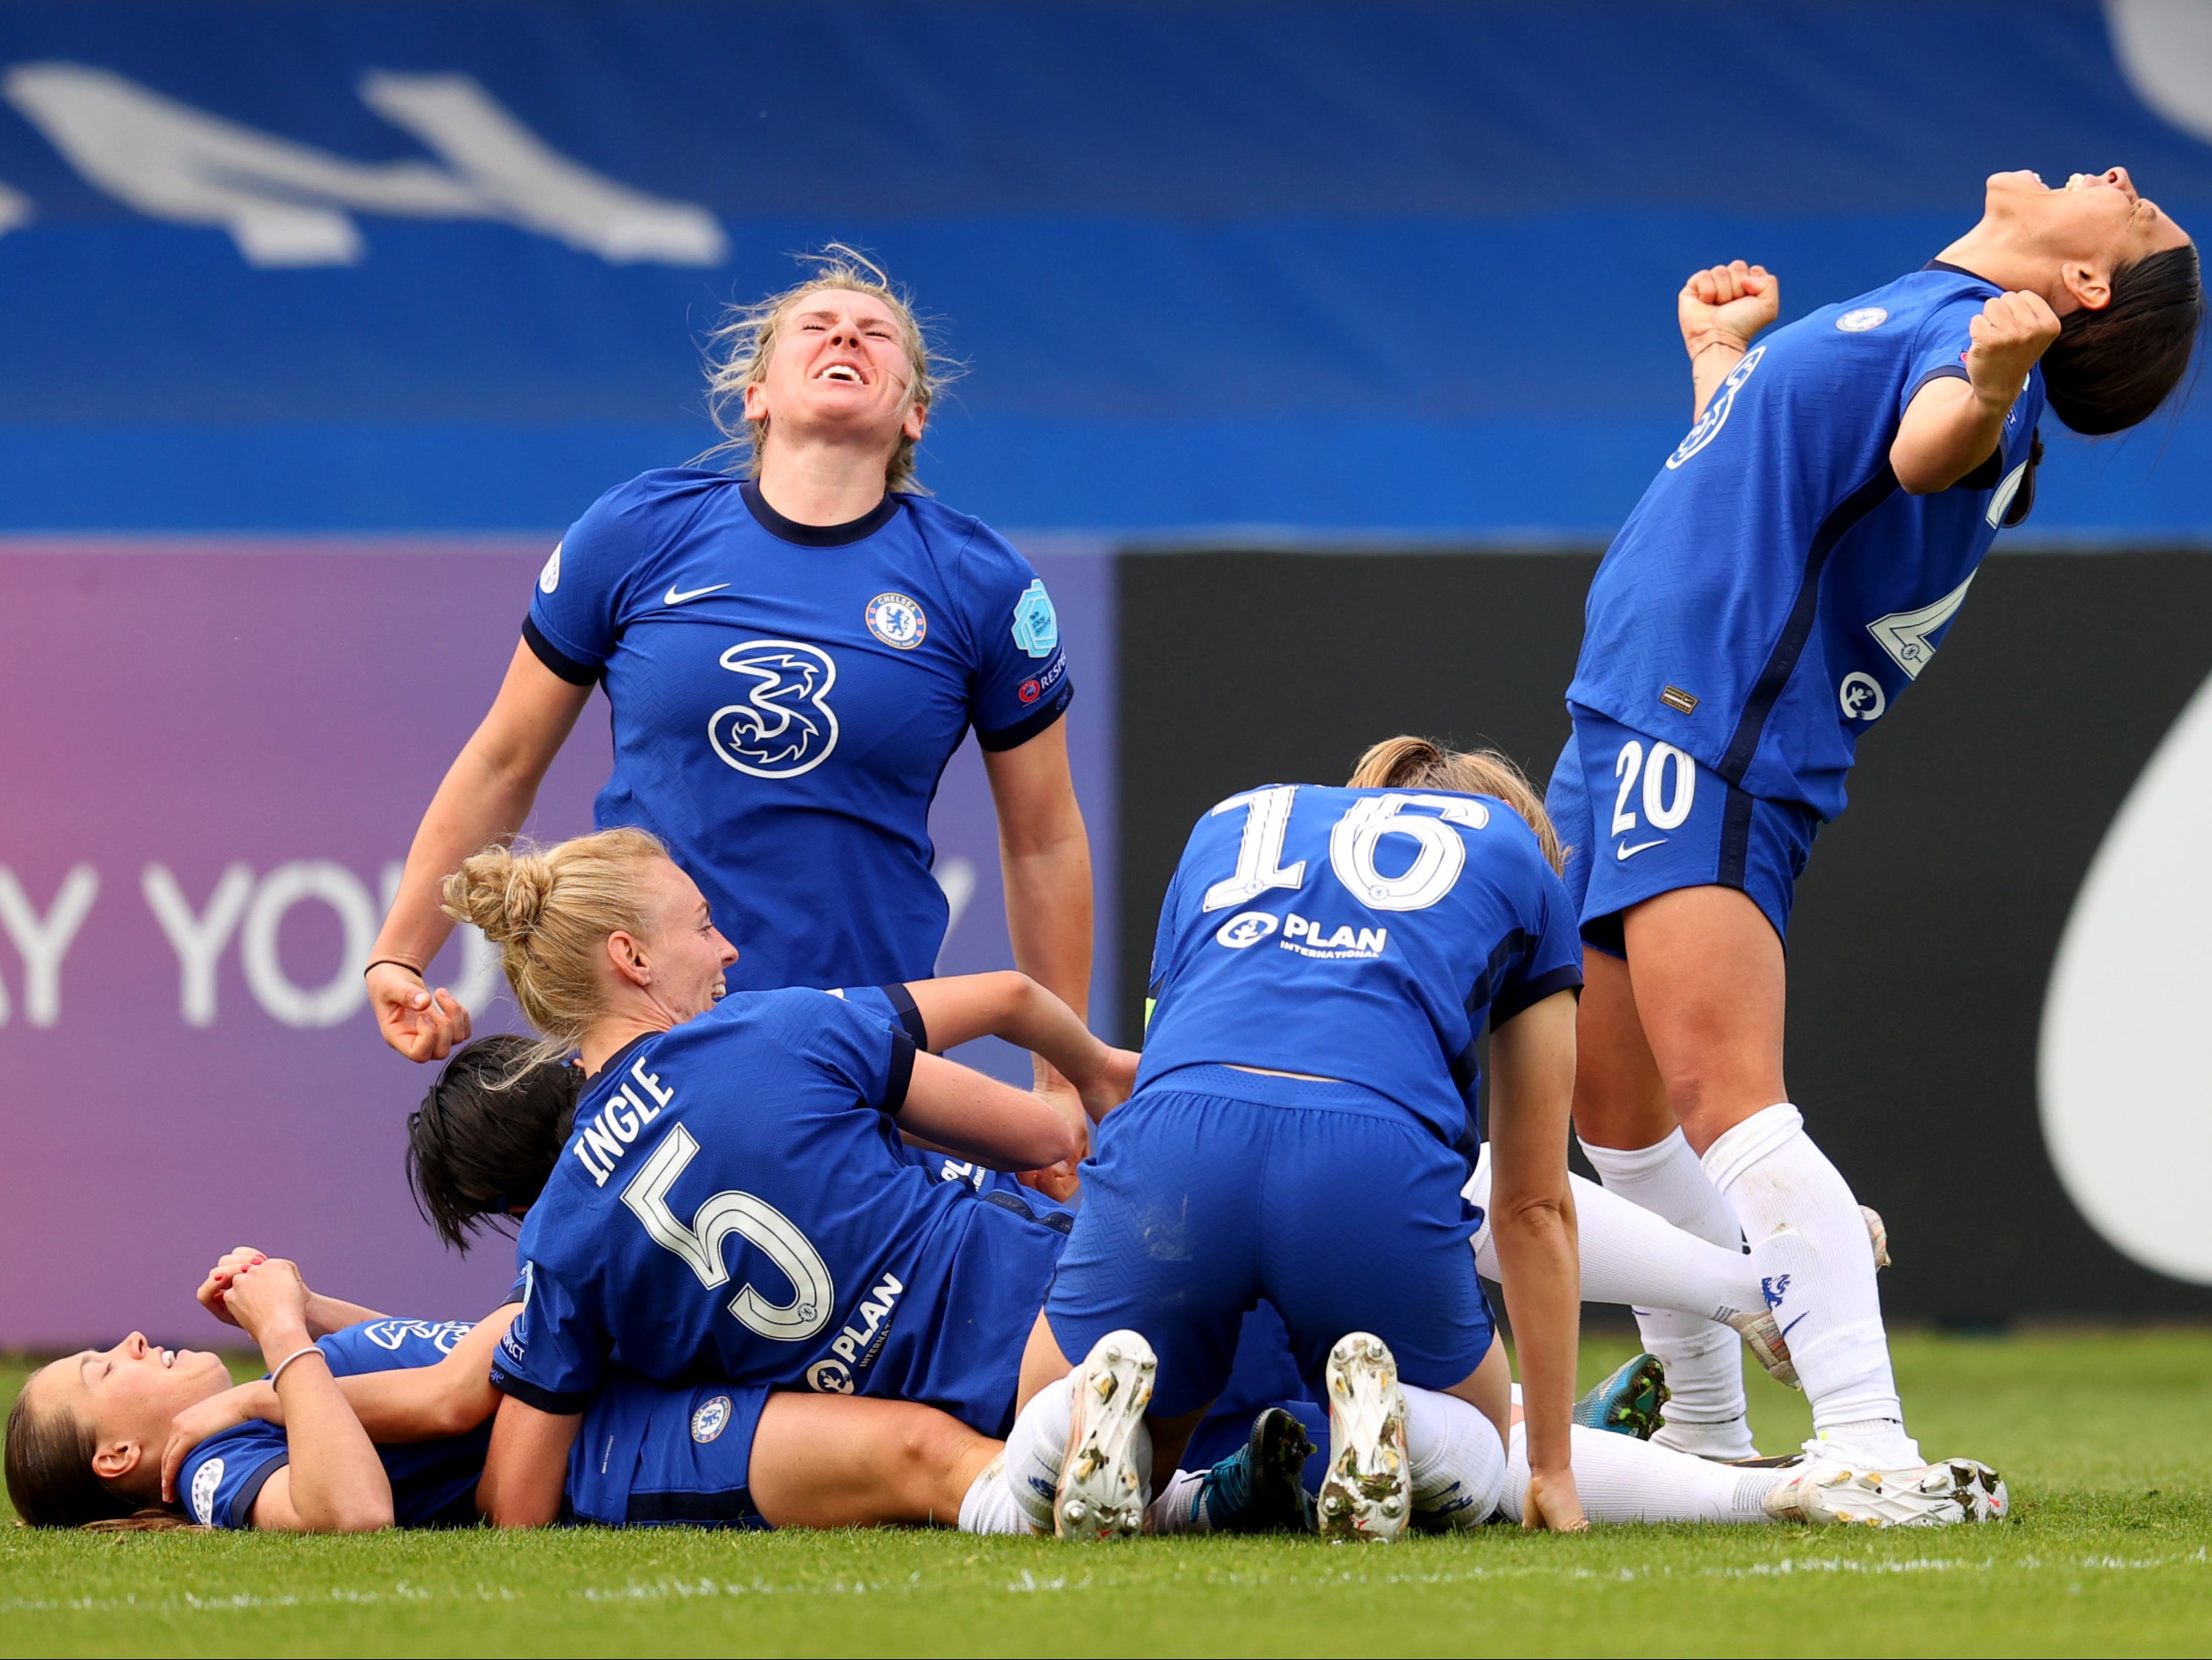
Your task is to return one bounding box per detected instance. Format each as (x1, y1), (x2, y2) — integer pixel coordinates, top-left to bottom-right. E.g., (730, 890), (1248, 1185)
(1053, 1330), (1156, 1541)
(1318, 1332), (1411, 1543)
(1764, 1457), (2008, 1527)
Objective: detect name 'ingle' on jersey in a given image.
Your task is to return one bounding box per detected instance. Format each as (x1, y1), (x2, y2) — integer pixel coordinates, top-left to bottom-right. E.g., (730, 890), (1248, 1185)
(1137, 784), (1584, 1151)
(524, 470), (1073, 991)
(490, 988), (1067, 1435)
(1567, 266), (2046, 821)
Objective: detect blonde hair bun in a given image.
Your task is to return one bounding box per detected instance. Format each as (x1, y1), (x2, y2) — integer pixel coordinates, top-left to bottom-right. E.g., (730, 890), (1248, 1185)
(438, 828), (670, 1052)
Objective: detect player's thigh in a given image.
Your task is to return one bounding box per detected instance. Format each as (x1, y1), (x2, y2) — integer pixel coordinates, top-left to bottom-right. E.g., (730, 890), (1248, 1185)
(746, 1393), (997, 1529)
(1258, 1110), (1494, 1397)
(1042, 1088), (1263, 1418)
(1620, 883), (1789, 1148)
(1572, 946), (1678, 1150)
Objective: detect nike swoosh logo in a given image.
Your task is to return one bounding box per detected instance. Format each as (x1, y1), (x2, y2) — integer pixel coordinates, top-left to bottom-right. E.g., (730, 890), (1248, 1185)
(665, 582), (731, 605)
(1779, 1312), (1809, 1341)
(1615, 839), (1667, 860)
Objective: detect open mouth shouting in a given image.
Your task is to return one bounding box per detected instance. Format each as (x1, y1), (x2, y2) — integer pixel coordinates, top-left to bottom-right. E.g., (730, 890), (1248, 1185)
(816, 360), (866, 385)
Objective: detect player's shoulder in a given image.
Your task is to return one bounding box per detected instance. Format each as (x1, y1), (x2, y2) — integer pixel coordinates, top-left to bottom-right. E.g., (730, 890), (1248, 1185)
(177, 1419), (288, 1529)
(1808, 267), (1999, 340)
(895, 494), (1032, 586)
(566, 468), (736, 548)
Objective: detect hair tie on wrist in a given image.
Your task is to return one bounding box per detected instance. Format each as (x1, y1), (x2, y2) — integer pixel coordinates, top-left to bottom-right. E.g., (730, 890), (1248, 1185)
(364, 958), (425, 980)
(268, 1344), (326, 1387)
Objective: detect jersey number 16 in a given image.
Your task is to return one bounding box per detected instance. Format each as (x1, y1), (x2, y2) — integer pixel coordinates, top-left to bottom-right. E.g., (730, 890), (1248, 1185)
(1201, 786), (1491, 915)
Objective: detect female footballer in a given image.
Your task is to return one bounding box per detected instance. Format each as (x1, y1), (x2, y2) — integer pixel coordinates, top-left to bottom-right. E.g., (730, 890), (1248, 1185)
(1552, 167), (2200, 1467)
(364, 248), (1093, 1132)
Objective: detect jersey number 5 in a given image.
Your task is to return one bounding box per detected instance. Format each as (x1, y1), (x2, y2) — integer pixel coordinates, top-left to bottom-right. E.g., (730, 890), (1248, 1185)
(622, 1124), (836, 1341)
(1202, 786), (1490, 914)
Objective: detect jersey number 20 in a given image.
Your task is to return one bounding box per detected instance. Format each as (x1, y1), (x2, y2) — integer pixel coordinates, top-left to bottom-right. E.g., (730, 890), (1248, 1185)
(622, 1124), (836, 1341)
(1202, 786), (1490, 914)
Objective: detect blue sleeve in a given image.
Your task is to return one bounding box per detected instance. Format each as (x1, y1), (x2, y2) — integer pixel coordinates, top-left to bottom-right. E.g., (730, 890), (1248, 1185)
(955, 526), (1074, 751)
(828, 982), (930, 1050)
(1487, 841), (1585, 1029)
(1899, 293), (1986, 414)
(179, 1422), (290, 1529)
(782, 989), (917, 1115)
(487, 1258), (604, 1415)
(317, 1319), (480, 1376)
(523, 476), (660, 684)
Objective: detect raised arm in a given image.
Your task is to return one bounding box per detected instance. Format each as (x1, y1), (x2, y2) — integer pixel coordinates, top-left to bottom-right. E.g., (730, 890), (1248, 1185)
(1890, 290), (2057, 493)
(898, 1051), (1083, 1172)
(366, 638), (593, 1060)
(1485, 988), (1584, 1533)
(1679, 261), (1781, 421)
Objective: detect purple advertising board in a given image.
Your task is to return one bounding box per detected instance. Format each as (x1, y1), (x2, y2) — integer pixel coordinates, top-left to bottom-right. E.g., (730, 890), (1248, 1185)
(0, 538), (1113, 1348)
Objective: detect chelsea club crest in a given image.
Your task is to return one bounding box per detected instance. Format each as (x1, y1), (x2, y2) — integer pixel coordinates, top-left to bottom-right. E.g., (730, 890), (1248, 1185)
(865, 591), (927, 649)
(691, 1395), (733, 1444)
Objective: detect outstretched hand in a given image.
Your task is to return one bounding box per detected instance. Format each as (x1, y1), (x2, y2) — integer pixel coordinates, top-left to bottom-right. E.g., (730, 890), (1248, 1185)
(1679, 260), (1779, 356)
(368, 963), (473, 1062)
(1523, 1465), (1589, 1533)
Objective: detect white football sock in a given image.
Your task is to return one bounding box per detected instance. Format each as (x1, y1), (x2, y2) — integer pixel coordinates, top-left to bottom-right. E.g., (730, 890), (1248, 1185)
(1468, 1154), (1764, 1320)
(1705, 1105), (1917, 1466)
(1577, 1132), (1755, 1459)
(958, 1452), (1033, 1535)
(1145, 1470), (1209, 1535)
(1000, 1375), (1072, 1534)
(1401, 1385), (1508, 1530)
(1494, 1424), (1789, 1524)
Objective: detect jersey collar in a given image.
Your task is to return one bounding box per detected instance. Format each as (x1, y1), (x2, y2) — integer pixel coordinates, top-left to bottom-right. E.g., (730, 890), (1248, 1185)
(741, 479), (900, 547)
(1924, 258), (2001, 290)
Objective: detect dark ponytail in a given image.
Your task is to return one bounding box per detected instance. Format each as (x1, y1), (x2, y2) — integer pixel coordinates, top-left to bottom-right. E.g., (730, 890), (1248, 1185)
(2042, 243), (2204, 435)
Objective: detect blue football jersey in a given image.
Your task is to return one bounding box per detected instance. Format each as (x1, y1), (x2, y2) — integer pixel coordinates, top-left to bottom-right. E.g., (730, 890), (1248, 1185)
(1137, 784), (1584, 1149)
(526, 470), (1074, 990)
(491, 988), (1068, 1435)
(1566, 265), (2046, 820)
(175, 1318), (490, 1530)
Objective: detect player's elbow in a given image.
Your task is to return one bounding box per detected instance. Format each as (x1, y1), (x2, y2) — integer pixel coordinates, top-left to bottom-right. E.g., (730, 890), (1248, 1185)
(324, 1494), (396, 1533)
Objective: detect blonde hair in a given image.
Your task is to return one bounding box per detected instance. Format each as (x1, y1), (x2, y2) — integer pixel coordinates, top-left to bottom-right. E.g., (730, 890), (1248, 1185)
(1347, 736), (1566, 874)
(441, 828), (669, 1056)
(703, 245), (952, 494)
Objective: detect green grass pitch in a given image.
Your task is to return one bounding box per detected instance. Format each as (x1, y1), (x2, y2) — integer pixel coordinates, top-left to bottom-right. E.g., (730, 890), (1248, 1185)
(4, 1330), (2209, 1658)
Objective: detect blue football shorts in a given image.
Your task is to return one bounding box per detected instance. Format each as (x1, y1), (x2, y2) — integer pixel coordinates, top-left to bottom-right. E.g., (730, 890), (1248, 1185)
(567, 1374), (774, 1530)
(1544, 703), (1820, 957)
(1042, 1065), (1497, 1419)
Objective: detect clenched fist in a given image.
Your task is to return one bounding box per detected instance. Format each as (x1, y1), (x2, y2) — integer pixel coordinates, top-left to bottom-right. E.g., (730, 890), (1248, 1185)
(1680, 261), (1779, 357)
(1965, 289), (2060, 408)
